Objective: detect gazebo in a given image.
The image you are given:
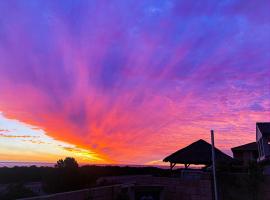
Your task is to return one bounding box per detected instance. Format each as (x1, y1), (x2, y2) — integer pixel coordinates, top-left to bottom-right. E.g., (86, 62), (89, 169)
(163, 139), (234, 170)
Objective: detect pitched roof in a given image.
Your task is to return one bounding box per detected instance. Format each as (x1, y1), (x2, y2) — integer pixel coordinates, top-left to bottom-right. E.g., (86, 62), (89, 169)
(163, 139), (234, 165)
(257, 122), (270, 136)
(231, 142), (257, 152)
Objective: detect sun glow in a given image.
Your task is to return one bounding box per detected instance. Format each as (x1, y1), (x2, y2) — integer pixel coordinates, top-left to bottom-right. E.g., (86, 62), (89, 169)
(0, 112), (106, 164)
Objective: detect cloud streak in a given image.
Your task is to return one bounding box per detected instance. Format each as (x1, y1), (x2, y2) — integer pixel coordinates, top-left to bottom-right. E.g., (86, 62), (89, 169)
(0, 0), (269, 164)
(0, 133), (36, 138)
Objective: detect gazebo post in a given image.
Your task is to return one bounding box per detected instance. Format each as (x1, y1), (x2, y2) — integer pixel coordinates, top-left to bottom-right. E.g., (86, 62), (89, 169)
(170, 162), (176, 171)
(184, 164), (190, 169)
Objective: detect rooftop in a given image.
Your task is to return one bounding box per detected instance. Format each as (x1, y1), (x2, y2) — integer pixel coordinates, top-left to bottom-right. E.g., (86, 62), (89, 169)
(231, 142), (257, 152)
(163, 139), (234, 165)
(257, 122), (270, 136)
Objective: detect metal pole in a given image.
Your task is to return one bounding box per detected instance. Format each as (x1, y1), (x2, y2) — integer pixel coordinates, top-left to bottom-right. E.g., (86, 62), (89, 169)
(211, 130), (218, 200)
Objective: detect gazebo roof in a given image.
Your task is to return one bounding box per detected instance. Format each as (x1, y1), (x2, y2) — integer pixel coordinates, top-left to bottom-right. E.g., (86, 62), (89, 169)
(163, 139), (234, 165)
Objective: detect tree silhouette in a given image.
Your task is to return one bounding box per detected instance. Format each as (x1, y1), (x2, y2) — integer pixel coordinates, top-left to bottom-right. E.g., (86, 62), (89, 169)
(0, 183), (36, 200)
(55, 157), (79, 169)
(44, 157), (81, 193)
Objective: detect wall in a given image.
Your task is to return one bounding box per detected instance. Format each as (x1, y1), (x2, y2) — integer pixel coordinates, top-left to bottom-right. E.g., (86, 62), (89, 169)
(20, 175), (213, 200)
(19, 174), (270, 200)
(19, 185), (123, 200)
(258, 176), (270, 200)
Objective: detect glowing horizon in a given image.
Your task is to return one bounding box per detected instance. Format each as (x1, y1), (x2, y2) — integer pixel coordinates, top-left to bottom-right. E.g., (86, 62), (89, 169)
(0, 112), (107, 164)
(0, 0), (269, 165)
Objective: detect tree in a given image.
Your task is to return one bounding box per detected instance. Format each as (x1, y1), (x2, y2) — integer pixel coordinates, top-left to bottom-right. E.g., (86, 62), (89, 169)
(0, 183), (36, 200)
(55, 157), (79, 169)
(43, 157), (81, 193)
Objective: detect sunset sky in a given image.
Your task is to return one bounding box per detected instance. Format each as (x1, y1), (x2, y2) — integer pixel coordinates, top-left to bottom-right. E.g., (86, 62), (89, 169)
(0, 0), (269, 165)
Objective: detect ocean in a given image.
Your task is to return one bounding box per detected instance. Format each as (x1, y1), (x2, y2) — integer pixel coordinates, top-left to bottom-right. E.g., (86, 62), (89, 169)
(0, 162), (55, 167)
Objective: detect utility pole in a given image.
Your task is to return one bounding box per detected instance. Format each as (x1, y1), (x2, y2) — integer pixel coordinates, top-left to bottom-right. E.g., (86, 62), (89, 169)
(211, 130), (218, 200)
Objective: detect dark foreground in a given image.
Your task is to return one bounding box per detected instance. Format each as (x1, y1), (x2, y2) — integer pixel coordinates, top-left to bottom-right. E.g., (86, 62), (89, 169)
(0, 164), (172, 199)
(0, 158), (267, 200)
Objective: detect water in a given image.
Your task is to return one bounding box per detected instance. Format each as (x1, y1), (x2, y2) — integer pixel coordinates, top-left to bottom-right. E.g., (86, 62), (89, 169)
(0, 162), (55, 167)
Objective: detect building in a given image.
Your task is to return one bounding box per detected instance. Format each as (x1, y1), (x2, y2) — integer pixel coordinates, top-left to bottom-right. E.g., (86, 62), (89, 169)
(231, 142), (258, 165)
(163, 139), (235, 170)
(256, 122), (270, 163)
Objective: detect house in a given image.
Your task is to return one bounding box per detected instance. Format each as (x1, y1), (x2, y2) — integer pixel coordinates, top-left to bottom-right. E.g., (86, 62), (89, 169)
(231, 142), (258, 165)
(256, 122), (270, 163)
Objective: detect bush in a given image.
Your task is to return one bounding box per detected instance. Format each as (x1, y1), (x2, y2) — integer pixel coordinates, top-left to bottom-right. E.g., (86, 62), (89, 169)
(0, 183), (36, 200)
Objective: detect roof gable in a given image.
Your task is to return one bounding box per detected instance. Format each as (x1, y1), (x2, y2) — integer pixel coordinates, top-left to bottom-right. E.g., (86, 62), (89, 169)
(163, 139), (234, 165)
(231, 142), (257, 152)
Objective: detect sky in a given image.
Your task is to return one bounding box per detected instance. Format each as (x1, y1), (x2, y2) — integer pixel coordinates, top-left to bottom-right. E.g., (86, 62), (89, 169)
(0, 0), (269, 165)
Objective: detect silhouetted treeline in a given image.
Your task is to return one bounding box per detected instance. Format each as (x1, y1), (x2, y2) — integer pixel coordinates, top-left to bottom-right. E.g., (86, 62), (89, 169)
(0, 158), (172, 195)
(0, 165), (171, 184)
(0, 165), (52, 184)
(0, 183), (37, 200)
